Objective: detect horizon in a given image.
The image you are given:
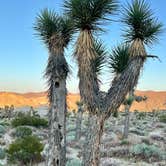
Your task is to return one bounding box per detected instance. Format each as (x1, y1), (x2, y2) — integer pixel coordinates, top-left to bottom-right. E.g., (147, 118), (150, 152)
(1, 89), (166, 94)
(0, 0), (166, 93)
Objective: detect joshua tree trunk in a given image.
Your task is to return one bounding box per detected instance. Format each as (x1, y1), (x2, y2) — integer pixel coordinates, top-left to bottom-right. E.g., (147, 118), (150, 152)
(123, 90), (134, 139)
(82, 114), (105, 166)
(75, 108), (83, 141)
(47, 79), (67, 166)
(45, 52), (68, 166)
(123, 104), (130, 139)
(82, 57), (145, 166)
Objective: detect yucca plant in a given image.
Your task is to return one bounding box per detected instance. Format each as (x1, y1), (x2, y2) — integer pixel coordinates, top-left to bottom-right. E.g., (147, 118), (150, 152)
(122, 0), (163, 56)
(75, 101), (84, 141)
(64, 1), (117, 164)
(109, 44), (130, 80)
(64, 0), (162, 165)
(34, 9), (73, 166)
(119, 0), (162, 139)
(109, 44), (134, 139)
(64, 0), (118, 111)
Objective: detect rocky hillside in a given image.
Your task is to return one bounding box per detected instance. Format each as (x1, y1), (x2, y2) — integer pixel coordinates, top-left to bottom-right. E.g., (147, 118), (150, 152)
(0, 91), (166, 111)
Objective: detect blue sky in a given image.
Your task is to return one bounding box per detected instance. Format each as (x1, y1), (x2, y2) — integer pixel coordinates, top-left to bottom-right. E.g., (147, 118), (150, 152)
(0, 0), (166, 93)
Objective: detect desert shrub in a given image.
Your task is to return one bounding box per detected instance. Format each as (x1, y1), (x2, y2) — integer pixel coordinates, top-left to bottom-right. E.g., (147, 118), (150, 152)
(130, 143), (165, 161)
(66, 111), (72, 118)
(66, 159), (81, 166)
(120, 139), (129, 145)
(0, 125), (6, 137)
(137, 112), (146, 120)
(67, 131), (75, 142)
(11, 115), (48, 127)
(13, 126), (32, 138)
(83, 119), (89, 126)
(0, 120), (9, 126)
(124, 96), (134, 106)
(158, 114), (166, 123)
(0, 148), (6, 159)
(7, 135), (43, 165)
(112, 110), (118, 118)
(142, 138), (151, 145)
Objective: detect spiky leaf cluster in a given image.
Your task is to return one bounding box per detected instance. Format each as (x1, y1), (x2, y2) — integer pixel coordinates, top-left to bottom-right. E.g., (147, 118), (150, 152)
(34, 9), (73, 48)
(64, 0), (118, 30)
(122, 0), (163, 45)
(109, 44), (130, 74)
(92, 40), (107, 76)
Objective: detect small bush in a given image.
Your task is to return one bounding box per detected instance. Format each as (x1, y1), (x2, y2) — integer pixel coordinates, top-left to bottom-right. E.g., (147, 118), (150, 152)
(11, 115), (48, 128)
(120, 139), (129, 145)
(0, 148), (6, 159)
(112, 110), (118, 118)
(7, 135), (43, 165)
(66, 111), (72, 118)
(13, 127), (32, 138)
(158, 114), (166, 123)
(137, 112), (146, 120)
(66, 159), (81, 166)
(0, 120), (9, 126)
(130, 143), (165, 161)
(0, 125), (6, 137)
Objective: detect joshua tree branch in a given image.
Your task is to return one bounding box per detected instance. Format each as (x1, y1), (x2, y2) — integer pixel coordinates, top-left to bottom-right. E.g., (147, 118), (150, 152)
(104, 56), (145, 119)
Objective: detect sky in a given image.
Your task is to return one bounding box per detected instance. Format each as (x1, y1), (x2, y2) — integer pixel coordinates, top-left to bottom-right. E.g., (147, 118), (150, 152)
(0, 0), (166, 93)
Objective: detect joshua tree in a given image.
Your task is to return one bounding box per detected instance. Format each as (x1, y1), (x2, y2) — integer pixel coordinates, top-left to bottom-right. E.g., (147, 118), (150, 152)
(64, 0), (162, 165)
(75, 101), (84, 141)
(120, 0), (162, 139)
(109, 44), (133, 139)
(34, 9), (73, 166)
(75, 40), (106, 142)
(123, 93), (148, 139)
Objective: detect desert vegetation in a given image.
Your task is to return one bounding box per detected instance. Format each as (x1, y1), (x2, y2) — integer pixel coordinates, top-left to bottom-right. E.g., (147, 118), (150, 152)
(0, 0), (165, 166)
(0, 109), (165, 166)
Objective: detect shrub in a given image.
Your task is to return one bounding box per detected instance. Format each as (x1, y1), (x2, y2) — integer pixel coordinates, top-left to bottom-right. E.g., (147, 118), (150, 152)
(66, 159), (81, 166)
(66, 111), (72, 118)
(13, 127), (32, 138)
(120, 139), (129, 145)
(130, 143), (165, 161)
(112, 110), (118, 118)
(7, 135), (43, 165)
(137, 112), (146, 120)
(0, 120), (9, 126)
(0, 148), (6, 160)
(11, 115), (48, 128)
(0, 125), (6, 137)
(158, 114), (166, 123)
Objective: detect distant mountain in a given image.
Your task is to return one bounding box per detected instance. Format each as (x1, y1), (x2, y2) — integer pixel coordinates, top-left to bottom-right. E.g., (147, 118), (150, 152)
(0, 91), (166, 111)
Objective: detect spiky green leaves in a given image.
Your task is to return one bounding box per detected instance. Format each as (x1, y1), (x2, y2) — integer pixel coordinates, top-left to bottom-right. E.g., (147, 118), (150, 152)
(34, 9), (73, 48)
(64, 0), (118, 31)
(92, 40), (107, 76)
(124, 96), (134, 106)
(109, 44), (130, 74)
(122, 0), (163, 45)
